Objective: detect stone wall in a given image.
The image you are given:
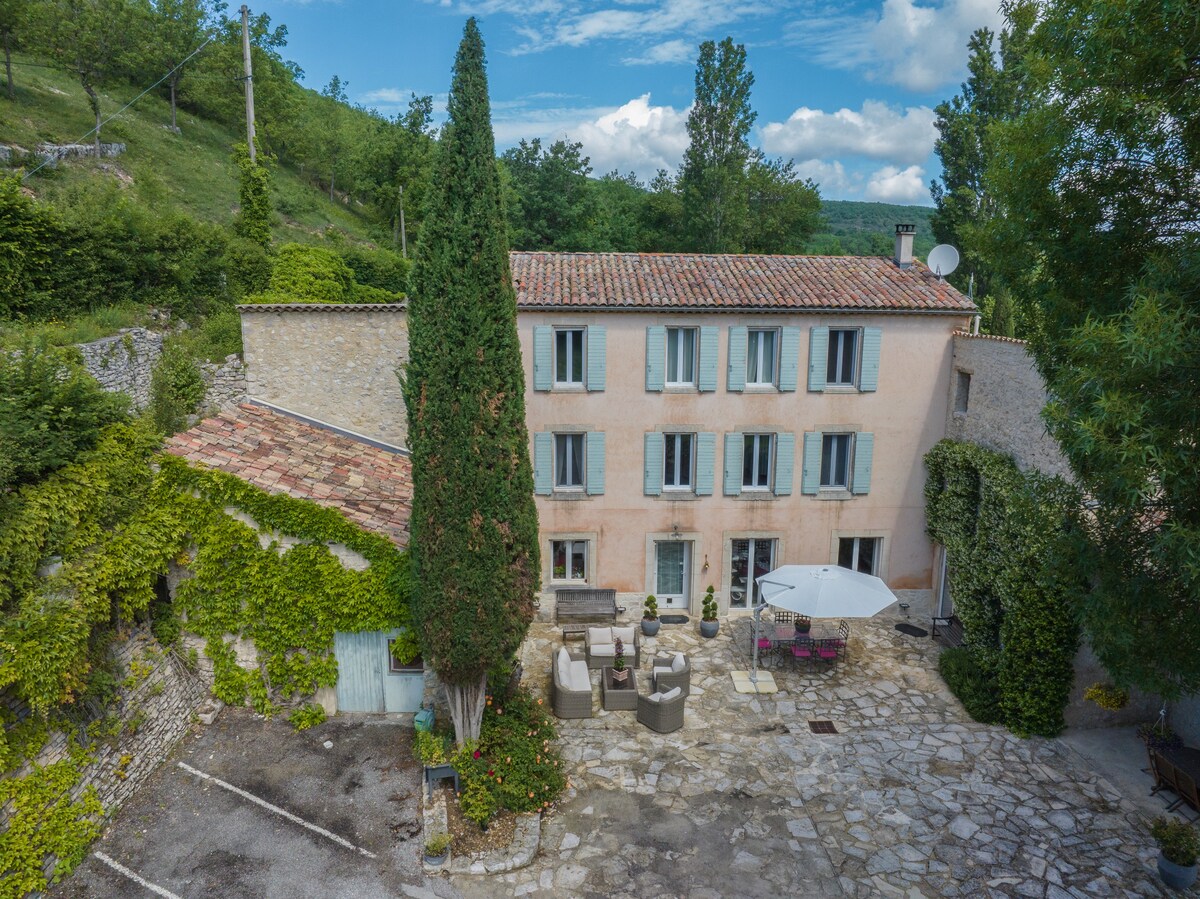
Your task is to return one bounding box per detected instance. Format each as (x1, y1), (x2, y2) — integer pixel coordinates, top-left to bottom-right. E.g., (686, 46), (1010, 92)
(945, 332), (1071, 480)
(77, 328), (164, 410)
(240, 304), (409, 448)
(4, 629), (212, 879)
(199, 354), (248, 412)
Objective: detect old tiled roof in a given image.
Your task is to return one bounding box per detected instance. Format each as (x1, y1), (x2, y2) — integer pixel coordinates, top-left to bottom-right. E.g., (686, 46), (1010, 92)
(164, 404), (411, 547)
(510, 252), (976, 313)
(952, 329), (1027, 345)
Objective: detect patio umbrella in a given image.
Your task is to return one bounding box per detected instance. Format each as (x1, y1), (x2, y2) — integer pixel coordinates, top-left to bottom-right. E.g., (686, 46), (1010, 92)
(748, 565), (899, 682)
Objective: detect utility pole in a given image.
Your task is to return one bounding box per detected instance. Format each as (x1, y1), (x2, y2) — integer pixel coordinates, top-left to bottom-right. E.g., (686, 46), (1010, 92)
(398, 185), (407, 258)
(241, 5), (256, 163)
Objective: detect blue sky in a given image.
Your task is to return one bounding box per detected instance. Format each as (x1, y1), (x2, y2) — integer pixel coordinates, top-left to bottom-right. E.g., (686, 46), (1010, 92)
(262, 0), (1006, 204)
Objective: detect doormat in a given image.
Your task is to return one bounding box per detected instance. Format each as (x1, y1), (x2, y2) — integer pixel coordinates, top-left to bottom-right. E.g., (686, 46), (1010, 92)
(895, 623), (929, 638)
(659, 614), (690, 624)
(808, 720), (839, 735)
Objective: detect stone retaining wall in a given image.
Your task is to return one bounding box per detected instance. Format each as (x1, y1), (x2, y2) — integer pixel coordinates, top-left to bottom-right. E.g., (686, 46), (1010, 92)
(199, 354), (248, 411)
(77, 328), (164, 410)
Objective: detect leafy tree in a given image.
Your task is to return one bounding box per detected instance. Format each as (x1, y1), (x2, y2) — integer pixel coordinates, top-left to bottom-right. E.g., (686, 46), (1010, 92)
(26, 0), (142, 153)
(0, 0), (26, 100)
(744, 153), (822, 254)
(987, 0), (1200, 697)
(679, 37), (755, 252)
(0, 341), (128, 493)
(402, 18), (539, 745)
(318, 74), (350, 201)
(929, 5), (1034, 335)
(0, 176), (63, 318)
(147, 0), (222, 132)
(640, 169), (685, 252)
(501, 138), (597, 251)
(590, 171), (644, 252)
(232, 141), (272, 247)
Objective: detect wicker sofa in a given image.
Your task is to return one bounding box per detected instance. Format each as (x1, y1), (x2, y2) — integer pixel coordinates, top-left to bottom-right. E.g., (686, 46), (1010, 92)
(551, 647), (593, 719)
(637, 687), (685, 733)
(584, 625), (641, 671)
(650, 653), (691, 697)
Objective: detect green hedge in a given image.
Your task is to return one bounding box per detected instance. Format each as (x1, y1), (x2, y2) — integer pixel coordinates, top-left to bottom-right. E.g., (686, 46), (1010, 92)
(925, 439), (1082, 737)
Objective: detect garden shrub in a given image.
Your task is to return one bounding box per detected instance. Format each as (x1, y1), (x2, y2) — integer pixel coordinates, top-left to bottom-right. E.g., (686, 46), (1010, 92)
(287, 703), (327, 731)
(146, 339), (207, 436)
(338, 245), (410, 294)
(249, 243), (355, 304)
(925, 440), (1082, 737)
(938, 647), (1003, 725)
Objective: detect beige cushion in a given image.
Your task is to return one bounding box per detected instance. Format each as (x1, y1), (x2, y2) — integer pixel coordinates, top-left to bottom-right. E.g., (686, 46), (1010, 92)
(568, 660), (590, 692)
(652, 666), (672, 679)
(661, 686), (681, 701)
(647, 691), (664, 703)
(556, 647), (570, 684)
(612, 626), (636, 645)
(590, 643), (616, 657)
(587, 626), (612, 645)
(671, 652), (687, 673)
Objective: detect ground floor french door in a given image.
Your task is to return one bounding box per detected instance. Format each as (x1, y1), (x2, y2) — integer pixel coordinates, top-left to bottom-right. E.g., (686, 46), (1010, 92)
(729, 538), (777, 610)
(654, 540), (691, 608)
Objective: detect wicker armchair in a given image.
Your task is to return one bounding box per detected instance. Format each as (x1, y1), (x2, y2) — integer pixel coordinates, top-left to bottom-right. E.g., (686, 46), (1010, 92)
(637, 689), (685, 734)
(584, 626), (641, 671)
(650, 654), (691, 697)
(551, 649), (593, 719)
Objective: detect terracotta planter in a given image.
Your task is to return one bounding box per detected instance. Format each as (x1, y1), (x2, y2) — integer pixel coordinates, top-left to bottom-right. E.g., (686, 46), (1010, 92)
(1158, 853), (1198, 891)
(611, 667), (629, 684)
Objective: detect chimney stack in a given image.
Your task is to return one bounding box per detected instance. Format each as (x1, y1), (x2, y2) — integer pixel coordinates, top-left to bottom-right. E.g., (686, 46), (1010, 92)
(894, 224), (915, 269)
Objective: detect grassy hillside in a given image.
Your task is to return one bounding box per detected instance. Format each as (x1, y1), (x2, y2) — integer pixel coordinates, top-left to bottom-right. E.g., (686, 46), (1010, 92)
(811, 201), (937, 258)
(0, 52), (378, 244)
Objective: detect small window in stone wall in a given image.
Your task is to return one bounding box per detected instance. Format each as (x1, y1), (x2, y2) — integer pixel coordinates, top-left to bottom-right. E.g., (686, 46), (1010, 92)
(388, 640), (423, 675)
(955, 370), (971, 414)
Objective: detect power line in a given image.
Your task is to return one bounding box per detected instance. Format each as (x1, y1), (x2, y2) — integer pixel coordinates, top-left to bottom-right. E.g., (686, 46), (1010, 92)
(21, 34), (216, 181)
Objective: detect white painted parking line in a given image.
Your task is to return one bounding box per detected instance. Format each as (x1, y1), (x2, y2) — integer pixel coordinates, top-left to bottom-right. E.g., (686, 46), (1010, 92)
(93, 852), (183, 899)
(176, 762), (377, 859)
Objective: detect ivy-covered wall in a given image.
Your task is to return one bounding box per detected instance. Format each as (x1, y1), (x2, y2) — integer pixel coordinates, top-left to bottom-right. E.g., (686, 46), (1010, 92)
(925, 439), (1082, 737)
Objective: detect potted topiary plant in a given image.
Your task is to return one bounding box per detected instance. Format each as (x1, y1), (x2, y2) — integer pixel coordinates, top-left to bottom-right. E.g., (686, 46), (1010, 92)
(612, 637), (629, 683)
(642, 594), (660, 636)
(424, 832), (451, 866)
(1151, 816), (1199, 890)
(699, 585), (719, 638)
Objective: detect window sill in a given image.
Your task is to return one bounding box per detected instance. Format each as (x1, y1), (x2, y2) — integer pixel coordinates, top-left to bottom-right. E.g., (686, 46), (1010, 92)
(549, 580), (589, 587)
(735, 491), (777, 501)
(663, 384), (698, 393)
(813, 489), (853, 501)
(550, 384), (587, 393)
(822, 385), (860, 395)
(742, 384), (779, 393)
(548, 491), (591, 501)
(655, 491), (701, 501)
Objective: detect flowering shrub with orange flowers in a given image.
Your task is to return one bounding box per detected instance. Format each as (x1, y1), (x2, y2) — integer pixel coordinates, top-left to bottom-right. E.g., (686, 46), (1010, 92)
(451, 686), (566, 823)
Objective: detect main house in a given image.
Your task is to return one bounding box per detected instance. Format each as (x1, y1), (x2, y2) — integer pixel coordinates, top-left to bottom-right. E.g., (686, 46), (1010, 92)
(238, 227), (976, 619)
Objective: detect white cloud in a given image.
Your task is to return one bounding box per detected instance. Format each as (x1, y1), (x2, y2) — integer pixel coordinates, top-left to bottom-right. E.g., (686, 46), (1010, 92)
(566, 94), (690, 180)
(759, 101), (936, 167)
(622, 39), (692, 66)
(787, 0), (1004, 92)
(864, 164), (927, 203)
(791, 159), (853, 192)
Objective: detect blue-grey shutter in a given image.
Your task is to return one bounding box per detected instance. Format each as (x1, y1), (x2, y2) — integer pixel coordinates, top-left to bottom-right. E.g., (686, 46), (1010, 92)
(698, 326), (719, 392)
(533, 326), (552, 391)
(774, 432), (795, 496)
(534, 432), (553, 494)
(801, 432), (821, 495)
(643, 432), (663, 496)
(859, 327), (881, 392)
(727, 326), (747, 392)
(851, 432), (874, 495)
(778, 327), (801, 392)
(645, 326), (665, 392)
(586, 431), (606, 495)
(695, 432), (716, 495)
(807, 326), (828, 392)
(723, 432), (743, 495)
(586, 326), (606, 392)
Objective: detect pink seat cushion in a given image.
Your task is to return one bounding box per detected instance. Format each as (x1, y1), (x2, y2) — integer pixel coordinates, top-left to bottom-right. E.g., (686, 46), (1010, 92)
(757, 639), (772, 649)
(793, 646), (812, 657)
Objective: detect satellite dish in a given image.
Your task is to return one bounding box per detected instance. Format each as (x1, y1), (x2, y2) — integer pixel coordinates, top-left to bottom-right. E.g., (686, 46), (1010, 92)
(927, 244), (960, 279)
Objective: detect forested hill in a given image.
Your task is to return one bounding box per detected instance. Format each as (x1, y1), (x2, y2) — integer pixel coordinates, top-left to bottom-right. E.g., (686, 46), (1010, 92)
(811, 201), (936, 258)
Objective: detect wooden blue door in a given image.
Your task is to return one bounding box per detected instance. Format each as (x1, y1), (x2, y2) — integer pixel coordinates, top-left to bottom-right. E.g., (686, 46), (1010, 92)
(334, 629), (424, 713)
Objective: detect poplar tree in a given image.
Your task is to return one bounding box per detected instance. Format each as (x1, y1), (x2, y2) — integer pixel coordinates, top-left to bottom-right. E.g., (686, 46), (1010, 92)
(402, 18), (539, 745)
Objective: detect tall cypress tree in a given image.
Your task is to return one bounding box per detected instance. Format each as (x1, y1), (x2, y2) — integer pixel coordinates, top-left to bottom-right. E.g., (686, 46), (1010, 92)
(402, 18), (539, 745)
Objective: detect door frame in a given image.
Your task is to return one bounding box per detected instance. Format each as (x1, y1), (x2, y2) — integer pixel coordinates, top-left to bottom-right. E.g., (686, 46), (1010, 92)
(644, 531), (704, 613)
(653, 539), (692, 608)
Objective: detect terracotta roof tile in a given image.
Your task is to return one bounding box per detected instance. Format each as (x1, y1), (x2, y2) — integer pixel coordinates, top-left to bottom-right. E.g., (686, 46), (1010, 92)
(510, 252), (975, 313)
(164, 404), (411, 548)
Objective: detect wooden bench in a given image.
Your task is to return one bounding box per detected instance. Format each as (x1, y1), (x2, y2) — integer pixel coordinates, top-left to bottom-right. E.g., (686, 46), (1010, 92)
(555, 589), (625, 630)
(931, 615), (965, 647)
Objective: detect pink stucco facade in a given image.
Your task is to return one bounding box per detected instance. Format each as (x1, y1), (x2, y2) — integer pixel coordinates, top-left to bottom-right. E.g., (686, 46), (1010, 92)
(522, 309), (971, 616)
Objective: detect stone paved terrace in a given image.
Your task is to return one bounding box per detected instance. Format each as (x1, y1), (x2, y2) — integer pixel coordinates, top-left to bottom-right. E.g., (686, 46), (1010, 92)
(449, 597), (1195, 898)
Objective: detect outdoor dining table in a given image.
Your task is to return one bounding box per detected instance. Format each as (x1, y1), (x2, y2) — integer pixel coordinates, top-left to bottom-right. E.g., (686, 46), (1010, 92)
(768, 623), (837, 646)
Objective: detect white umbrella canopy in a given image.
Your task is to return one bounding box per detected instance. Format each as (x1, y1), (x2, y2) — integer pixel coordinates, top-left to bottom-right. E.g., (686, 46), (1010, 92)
(756, 565), (898, 619)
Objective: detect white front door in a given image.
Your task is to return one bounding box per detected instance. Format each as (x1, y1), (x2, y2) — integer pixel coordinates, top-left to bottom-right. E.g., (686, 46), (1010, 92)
(655, 541), (691, 608)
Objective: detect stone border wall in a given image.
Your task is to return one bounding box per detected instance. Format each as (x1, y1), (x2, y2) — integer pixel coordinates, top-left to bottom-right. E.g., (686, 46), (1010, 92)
(77, 329), (164, 410)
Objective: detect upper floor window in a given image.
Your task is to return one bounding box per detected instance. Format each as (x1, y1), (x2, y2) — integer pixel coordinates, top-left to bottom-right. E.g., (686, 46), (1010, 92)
(663, 432), (694, 490)
(555, 433), (585, 489)
(827, 329), (859, 387)
(747, 329), (777, 386)
(555, 328), (584, 386)
(820, 433), (852, 489)
(743, 433), (774, 491)
(666, 328), (697, 386)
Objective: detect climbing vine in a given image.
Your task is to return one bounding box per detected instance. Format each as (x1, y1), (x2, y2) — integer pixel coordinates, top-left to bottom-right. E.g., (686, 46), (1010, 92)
(924, 439), (1082, 737)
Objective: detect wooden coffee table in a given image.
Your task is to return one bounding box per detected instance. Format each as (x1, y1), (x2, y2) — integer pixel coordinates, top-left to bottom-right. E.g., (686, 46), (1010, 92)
(601, 667), (638, 711)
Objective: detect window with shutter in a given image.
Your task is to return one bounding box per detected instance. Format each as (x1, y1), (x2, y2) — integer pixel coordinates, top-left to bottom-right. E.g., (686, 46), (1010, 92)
(646, 326), (666, 392)
(586, 326), (606, 391)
